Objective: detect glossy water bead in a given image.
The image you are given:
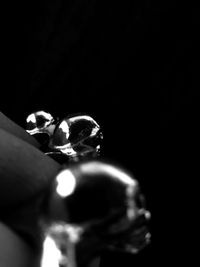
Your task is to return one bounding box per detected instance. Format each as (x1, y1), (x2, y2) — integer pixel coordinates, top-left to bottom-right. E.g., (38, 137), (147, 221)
(48, 115), (103, 160)
(42, 160), (151, 267)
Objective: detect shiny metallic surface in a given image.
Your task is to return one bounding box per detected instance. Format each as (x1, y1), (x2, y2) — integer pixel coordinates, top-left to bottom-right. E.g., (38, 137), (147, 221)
(48, 115), (103, 160)
(42, 161), (151, 267)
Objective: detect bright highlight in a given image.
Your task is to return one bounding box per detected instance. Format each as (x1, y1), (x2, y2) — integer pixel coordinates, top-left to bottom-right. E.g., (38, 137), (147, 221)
(56, 169), (76, 197)
(41, 236), (61, 267)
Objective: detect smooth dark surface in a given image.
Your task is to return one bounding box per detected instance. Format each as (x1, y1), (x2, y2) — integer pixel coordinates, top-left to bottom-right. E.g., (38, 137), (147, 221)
(1, 1), (199, 266)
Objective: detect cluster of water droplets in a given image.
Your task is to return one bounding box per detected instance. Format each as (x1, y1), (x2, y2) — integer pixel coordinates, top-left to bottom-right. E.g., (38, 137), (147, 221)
(26, 111), (151, 267)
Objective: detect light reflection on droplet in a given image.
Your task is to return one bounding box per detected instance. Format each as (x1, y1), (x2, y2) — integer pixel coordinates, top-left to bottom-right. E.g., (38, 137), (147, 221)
(26, 111), (55, 135)
(27, 113), (36, 124)
(80, 161), (137, 187)
(50, 115), (103, 159)
(37, 111), (54, 122)
(56, 169), (76, 198)
(41, 236), (61, 267)
(58, 120), (70, 140)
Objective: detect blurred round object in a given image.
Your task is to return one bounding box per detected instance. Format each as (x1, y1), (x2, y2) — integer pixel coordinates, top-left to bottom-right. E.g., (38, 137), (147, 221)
(44, 160), (151, 267)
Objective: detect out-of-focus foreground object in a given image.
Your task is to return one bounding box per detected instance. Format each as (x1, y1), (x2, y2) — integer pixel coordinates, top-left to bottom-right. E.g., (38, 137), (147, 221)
(41, 160), (151, 267)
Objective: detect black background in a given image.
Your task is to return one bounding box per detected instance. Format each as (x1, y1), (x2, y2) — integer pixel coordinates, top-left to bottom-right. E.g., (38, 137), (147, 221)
(1, 1), (199, 266)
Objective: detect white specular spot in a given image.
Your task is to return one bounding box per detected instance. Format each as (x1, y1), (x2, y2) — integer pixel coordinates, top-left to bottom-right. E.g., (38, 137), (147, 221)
(41, 236), (61, 267)
(59, 120), (70, 140)
(27, 114), (36, 123)
(56, 169), (76, 198)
